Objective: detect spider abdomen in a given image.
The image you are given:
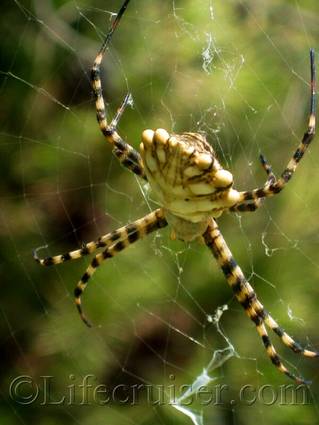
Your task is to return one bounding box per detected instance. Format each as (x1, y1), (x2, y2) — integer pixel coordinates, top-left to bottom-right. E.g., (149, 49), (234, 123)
(140, 128), (240, 223)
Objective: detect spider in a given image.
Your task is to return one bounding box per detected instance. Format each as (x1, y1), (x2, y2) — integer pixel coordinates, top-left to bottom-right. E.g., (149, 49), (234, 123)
(34, 0), (318, 384)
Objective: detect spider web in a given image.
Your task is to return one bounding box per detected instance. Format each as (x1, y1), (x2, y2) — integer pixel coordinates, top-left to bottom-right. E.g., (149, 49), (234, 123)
(1, 1), (319, 424)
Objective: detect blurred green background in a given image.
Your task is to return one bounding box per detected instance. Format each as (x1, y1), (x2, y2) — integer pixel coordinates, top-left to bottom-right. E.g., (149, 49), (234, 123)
(1, 0), (319, 424)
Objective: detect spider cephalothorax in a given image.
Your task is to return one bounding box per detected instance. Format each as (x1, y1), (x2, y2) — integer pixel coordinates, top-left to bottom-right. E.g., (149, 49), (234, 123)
(34, 0), (318, 384)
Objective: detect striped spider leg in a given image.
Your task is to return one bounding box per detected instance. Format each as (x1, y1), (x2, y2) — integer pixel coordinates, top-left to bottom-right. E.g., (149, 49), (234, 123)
(91, 0), (146, 180)
(34, 209), (167, 327)
(230, 154), (276, 213)
(140, 123), (317, 385)
(205, 50), (317, 383)
(236, 48), (316, 206)
(34, 0), (318, 383)
(204, 219), (318, 385)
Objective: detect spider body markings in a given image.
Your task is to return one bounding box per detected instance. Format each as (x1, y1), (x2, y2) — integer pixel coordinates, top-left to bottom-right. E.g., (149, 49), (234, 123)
(34, 0), (318, 384)
(141, 130), (238, 240)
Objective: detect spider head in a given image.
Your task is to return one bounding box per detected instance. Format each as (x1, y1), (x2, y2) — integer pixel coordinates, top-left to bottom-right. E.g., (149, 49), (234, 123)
(140, 129), (240, 225)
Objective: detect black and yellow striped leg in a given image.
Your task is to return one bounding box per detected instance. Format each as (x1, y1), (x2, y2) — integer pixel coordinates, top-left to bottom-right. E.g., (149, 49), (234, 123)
(110, 93), (147, 179)
(33, 211), (162, 267)
(254, 302), (319, 358)
(90, 0), (146, 179)
(74, 208), (167, 327)
(259, 153), (276, 184)
(112, 135), (146, 180)
(33, 241), (104, 267)
(237, 49), (316, 204)
(203, 219), (314, 384)
(230, 154), (275, 213)
(230, 201), (261, 213)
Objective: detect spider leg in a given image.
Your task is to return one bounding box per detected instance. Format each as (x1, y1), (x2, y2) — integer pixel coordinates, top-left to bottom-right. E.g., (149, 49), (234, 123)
(230, 154), (274, 213)
(203, 218), (314, 384)
(259, 153), (276, 184)
(73, 208), (167, 327)
(237, 49), (316, 204)
(254, 303), (319, 358)
(110, 94), (147, 179)
(230, 201), (262, 213)
(91, 0), (146, 180)
(33, 211), (156, 266)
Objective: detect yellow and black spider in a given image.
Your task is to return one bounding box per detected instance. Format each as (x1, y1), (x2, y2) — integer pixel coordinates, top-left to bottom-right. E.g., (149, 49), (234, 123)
(34, 0), (318, 384)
